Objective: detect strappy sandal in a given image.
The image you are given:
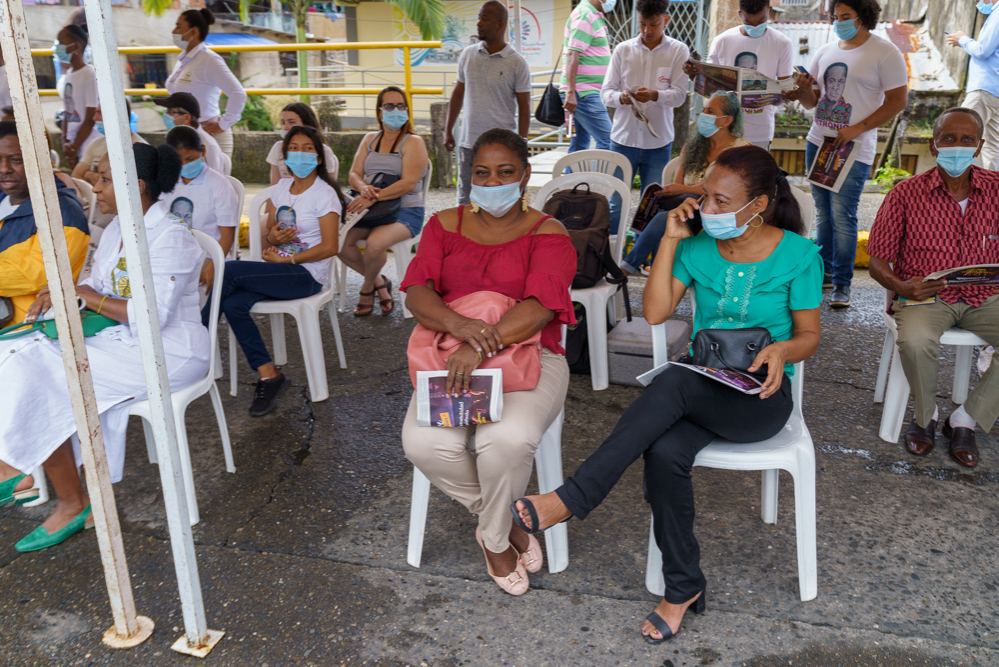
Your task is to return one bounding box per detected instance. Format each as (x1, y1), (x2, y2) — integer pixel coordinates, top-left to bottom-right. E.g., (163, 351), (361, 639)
(353, 289), (375, 317)
(509, 496), (569, 536)
(376, 275), (394, 315)
(643, 590), (706, 645)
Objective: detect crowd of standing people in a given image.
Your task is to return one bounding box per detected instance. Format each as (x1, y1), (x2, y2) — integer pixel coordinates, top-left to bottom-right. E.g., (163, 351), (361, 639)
(0, 0), (996, 650)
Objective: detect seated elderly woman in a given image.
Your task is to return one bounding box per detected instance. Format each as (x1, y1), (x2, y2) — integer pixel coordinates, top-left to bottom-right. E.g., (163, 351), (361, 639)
(165, 125), (239, 288)
(622, 92), (750, 275)
(267, 102), (338, 184)
(401, 128), (576, 596)
(205, 125), (343, 417)
(340, 85), (428, 316)
(512, 146), (822, 639)
(0, 143), (209, 552)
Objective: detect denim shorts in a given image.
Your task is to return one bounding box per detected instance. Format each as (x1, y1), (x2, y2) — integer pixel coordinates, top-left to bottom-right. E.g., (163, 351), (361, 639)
(397, 206), (425, 237)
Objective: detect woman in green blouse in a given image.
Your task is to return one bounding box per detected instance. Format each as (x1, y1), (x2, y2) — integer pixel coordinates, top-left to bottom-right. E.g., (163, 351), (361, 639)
(510, 146), (823, 644)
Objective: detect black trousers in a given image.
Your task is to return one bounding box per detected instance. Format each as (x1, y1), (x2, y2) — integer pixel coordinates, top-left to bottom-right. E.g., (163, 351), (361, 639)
(556, 365), (793, 603)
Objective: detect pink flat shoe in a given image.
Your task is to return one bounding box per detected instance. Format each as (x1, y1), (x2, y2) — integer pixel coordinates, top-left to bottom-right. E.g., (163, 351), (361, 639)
(475, 526), (529, 596)
(518, 533), (543, 573)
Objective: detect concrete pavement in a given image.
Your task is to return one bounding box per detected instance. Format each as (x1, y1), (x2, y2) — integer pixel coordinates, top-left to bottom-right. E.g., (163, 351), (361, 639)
(0, 190), (997, 666)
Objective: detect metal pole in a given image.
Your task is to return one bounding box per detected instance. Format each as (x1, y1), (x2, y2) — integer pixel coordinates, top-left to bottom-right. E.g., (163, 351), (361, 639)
(82, 0), (222, 656)
(0, 0), (153, 649)
(404, 46), (414, 120)
(512, 0), (524, 54)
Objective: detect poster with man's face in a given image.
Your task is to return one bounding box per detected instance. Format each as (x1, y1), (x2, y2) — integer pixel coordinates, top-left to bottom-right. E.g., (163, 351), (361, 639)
(170, 197), (194, 229)
(815, 62), (852, 126)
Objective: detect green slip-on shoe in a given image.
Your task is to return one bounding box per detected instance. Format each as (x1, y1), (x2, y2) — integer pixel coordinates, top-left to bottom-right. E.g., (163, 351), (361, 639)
(0, 473), (39, 507)
(15, 505), (93, 553)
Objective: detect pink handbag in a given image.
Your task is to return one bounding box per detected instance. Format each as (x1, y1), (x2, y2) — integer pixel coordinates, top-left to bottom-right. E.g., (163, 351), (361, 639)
(407, 291), (543, 392)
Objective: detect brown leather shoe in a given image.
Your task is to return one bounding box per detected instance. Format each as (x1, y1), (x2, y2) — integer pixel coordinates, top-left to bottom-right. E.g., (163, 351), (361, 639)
(904, 419), (936, 455)
(942, 415), (979, 468)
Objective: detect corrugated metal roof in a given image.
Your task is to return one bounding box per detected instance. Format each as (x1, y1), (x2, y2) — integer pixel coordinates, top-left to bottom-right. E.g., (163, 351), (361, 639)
(205, 33), (278, 46)
(771, 21), (959, 92)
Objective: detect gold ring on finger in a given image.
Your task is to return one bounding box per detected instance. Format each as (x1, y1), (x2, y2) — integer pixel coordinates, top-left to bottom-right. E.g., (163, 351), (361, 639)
(480, 328), (487, 334)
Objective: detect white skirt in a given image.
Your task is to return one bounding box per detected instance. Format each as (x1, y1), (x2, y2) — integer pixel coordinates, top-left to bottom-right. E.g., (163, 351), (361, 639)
(0, 330), (208, 483)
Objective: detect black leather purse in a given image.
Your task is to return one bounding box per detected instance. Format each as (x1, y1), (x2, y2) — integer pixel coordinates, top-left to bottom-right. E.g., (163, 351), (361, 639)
(535, 53), (565, 127)
(691, 327), (771, 380)
(348, 172), (401, 227)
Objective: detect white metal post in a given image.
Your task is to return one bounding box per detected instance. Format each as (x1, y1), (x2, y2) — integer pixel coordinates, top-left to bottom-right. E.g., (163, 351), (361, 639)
(82, 0), (222, 655)
(512, 0), (524, 54)
(0, 0), (153, 648)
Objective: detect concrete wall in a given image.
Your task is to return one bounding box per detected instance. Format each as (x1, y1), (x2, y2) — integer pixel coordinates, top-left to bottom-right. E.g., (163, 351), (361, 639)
(880, 0), (980, 90)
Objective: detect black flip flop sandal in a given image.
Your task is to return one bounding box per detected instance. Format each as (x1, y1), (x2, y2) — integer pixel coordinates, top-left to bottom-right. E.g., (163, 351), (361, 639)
(510, 497), (569, 535)
(643, 612), (674, 645)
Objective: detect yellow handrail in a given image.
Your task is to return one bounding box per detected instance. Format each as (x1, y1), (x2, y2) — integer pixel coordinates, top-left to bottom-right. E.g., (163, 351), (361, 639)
(34, 41), (442, 113)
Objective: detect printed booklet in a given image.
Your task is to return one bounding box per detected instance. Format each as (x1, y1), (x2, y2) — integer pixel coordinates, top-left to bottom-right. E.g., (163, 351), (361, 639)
(416, 369), (504, 427)
(636, 361), (764, 395)
(690, 61), (785, 109)
(806, 136), (858, 194)
(923, 264), (999, 286)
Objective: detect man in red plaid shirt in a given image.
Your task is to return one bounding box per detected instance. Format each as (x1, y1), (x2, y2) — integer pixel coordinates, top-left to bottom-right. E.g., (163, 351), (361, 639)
(868, 107), (999, 468)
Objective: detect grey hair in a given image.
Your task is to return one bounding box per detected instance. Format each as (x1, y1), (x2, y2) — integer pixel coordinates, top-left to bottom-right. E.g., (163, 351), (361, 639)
(933, 107), (984, 142)
(683, 92), (744, 177)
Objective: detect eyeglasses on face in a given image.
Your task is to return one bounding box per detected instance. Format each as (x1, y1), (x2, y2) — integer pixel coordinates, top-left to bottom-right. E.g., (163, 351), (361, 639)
(380, 103), (409, 111)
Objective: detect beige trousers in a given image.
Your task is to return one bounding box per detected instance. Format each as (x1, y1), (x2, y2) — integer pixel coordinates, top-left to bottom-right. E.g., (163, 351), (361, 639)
(894, 294), (999, 429)
(402, 350), (570, 553)
(964, 90), (999, 171)
(211, 123), (234, 158)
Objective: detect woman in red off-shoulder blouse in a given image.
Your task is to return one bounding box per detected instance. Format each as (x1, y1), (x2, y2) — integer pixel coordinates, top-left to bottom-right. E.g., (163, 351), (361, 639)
(400, 129), (576, 596)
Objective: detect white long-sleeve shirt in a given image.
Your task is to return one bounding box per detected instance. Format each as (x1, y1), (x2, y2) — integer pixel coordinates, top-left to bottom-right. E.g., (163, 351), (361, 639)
(166, 43), (247, 131)
(600, 35), (689, 149)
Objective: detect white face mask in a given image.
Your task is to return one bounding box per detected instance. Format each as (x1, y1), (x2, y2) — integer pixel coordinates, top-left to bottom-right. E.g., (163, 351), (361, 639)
(173, 31), (191, 51)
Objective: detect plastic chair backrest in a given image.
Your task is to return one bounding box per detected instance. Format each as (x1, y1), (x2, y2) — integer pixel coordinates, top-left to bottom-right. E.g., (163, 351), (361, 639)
(246, 185), (277, 261)
(224, 175), (245, 259)
(661, 157), (681, 185)
(192, 229), (225, 374)
(50, 149), (59, 169)
(552, 149), (633, 188)
(220, 152), (232, 176)
(422, 160), (433, 205)
(72, 177), (97, 228)
(789, 186), (815, 239)
(534, 171), (633, 264)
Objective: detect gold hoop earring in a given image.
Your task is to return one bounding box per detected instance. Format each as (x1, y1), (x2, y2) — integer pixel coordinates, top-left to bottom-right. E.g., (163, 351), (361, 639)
(750, 214), (764, 228)
(522, 191), (530, 212)
(470, 201), (480, 214)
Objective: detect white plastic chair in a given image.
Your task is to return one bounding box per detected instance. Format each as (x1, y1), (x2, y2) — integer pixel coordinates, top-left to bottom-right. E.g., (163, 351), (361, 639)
(535, 172), (632, 391)
(130, 230), (234, 527)
(789, 186), (815, 238)
(875, 289), (987, 442)
(50, 149), (59, 169)
(223, 175), (245, 259)
(407, 408), (569, 573)
(337, 162), (433, 319)
(220, 152), (232, 176)
(23, 467), (50, 508)
(72, 177), (103, 284)
(553, 149), (633, 187)
(644, 321), (818, 602)
(227, 186), (347, 402)
(661, 157), (680, 185)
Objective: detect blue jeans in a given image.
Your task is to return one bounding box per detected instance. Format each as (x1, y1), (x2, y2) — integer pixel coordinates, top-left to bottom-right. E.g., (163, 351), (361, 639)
(561, 92), (612, 153)
(203, 260), (322, 370)
(805, 140), (869, 288)
(621, 195), (697, 272)
(610, 141), (672, 237)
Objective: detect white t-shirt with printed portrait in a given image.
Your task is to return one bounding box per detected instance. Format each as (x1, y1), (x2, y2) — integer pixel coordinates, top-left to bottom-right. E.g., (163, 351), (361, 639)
(266, 176), (342, 285)
(806, 34), (908, 165)
(164, 165), (239, 247)
(60, 64), (101, 153)
(708, 26), (794, 144)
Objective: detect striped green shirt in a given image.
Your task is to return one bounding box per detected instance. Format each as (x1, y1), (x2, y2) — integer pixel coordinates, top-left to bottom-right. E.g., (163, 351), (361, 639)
(560, 2), (611, 97)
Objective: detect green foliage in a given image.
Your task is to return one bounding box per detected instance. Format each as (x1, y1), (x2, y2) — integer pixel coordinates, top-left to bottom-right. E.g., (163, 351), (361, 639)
(387, 0), (447, 40)
(873, 165), (911, 193)
(141, 0), (173, 17)
(775, 103), (811, 128)
(236, 95), (274, 131)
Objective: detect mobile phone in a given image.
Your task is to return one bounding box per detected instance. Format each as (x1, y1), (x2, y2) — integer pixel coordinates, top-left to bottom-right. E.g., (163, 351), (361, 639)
(944, 31), (951, 35)
(793, 65), (808, 75)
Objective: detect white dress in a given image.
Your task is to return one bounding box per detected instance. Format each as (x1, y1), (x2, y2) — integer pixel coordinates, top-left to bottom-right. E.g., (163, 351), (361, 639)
(0, 202), (210, 482)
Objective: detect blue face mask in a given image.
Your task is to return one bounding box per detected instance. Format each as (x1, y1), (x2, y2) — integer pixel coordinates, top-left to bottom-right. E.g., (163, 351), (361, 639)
(700, 197), (759, 240)
(697, 113), (722, 138)
(744, 22), (767, 38)
(95, 121), (105, 136)
(54, 44), (72, 64)
(382, 109), (410, 131)
(162, 113), (176, 131)
(181, 157), (205, 180)
(470, 181), (523, 218)
(935, 145), (978, 178)
(602, 0), (618, 12)
(285, 151), (319, 178)
(834, 18), (859, 40)
(978, 1), (994, 14)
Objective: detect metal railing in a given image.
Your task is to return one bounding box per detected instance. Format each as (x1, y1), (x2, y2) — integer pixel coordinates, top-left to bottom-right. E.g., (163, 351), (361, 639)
(33, 41), (445, 110)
